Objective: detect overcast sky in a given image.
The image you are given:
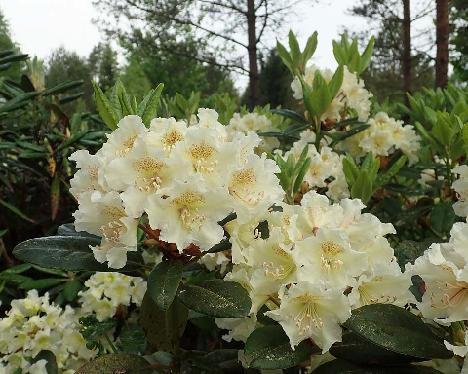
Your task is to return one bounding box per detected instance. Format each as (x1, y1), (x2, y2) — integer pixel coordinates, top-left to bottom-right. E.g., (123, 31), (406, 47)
(0, 0), (427, 89)
(0, 0), (367, 58)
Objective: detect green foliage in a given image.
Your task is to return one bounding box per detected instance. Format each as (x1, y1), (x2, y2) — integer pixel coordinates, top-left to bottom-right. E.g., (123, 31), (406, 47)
(76, 353), (152, 374)
(313, 304), (452, 372)
(0, 50), (107, 258)
(164, 91), (200, 122)
(302, 65), (344, 122)
(92, 79), (164, 129)
(79, 316), (117, 355)
(177, 280), (251, 318)
(258, 50), (296, 108)
(13, 235), (144, 272)
(343, 304), (452, 360)
(332, 34), (375, 75)
(450, 0), (468, 83)
(277, 30), (318, 76)
(314, 359), (443, 373)
(274, 145), (311, 204)
(243, 325), (315, 369)
(147, 260), (183, 311)
(45, 47), (94, 112)
(88, 42), (119, 92)
(139, 293), (188, 353)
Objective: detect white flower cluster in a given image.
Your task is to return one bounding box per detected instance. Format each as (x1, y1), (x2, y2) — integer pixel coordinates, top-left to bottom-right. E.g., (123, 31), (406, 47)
(78, 272), (146, 321)
(280, 130), (349, 201)
(291, 65), (372, 122)
(340, 112), (421, 164)
(217, 191), (413, 351)
(70, 109), (284, 268)
(0, 290), (95, 374)
(227, 112), (280, 153)
(453, 165), (468, 218)
(406, 220), (468, 365)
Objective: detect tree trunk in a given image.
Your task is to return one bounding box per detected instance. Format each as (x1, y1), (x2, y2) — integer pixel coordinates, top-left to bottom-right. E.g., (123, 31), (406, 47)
(402, 0), (412, 94)
(435, 0), (449, 88)
(247, 0), (259, 108)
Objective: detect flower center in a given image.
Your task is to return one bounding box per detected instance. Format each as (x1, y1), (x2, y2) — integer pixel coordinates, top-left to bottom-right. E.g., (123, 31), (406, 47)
(294, 295), (324, 334)
(173, 192), (206, 230)
(188, 143), (218, 173)
(134, 157), (165, 192)
(262, 247), (295, 280)
(430, 280), (468, 310)
(162, 129), (184, 149)
(99, 220), (125, 243)
(320, 240), (344, 271)
(117, 135), (137, 156)
(103, 206), (126, 221)
(229, 168), (264, 206)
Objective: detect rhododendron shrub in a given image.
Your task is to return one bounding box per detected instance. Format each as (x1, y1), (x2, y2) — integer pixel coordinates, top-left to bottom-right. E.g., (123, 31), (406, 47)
(7, 31), (468, 373)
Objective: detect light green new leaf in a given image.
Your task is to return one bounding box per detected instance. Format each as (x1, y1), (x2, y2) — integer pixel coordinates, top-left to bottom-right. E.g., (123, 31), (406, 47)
(276, 41), (293, 74)
(328, 65), (344, 98)
(140, 83), (164, 125)
(288, 30), (301, 67)
(359, 36), (375, 74)
(92, 82), (119, 130)
(301, 31), (318, 68)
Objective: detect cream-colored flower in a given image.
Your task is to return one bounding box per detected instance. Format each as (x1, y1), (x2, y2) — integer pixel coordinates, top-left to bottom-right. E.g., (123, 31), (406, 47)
(348, 262), (414, 308)
(100, 115), (147, 160)
(265, 282), (351, 351)
(294, 227), (367, 289)
(79, 272), (146, 321)
(148, 117), (187, 154)
(246, 228), (297, 312)
(228, 112), (280, 153)
(146, 177), (232, 251)
(406, 246), (468, 324)
(0, 290), (95, 372)
(73, 191), (138, 269)
(69, 150), (104, 198)
(227, 154), (283, 223)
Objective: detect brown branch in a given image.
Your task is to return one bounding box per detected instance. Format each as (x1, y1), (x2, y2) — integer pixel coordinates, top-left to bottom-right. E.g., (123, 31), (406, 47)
(124, 0), (248, 49)
(198, 0), (246, 14)
(256, 0), (269, 44)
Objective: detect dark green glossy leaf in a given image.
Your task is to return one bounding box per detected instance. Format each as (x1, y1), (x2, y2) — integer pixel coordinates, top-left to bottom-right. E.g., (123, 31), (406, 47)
(431, 202), (456, 234)
(140, 293), (187, 353)
(344, 304), (453, 360)
(13, 236), (143, 272)
(244, 325), (315, 369)
(177, 280), (251, 318)
(148, 260), (183, 310)
(330, 330), (417, 365)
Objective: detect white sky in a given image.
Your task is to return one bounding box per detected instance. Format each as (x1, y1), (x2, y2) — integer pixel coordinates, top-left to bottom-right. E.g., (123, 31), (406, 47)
(0, 0), (433, 89)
